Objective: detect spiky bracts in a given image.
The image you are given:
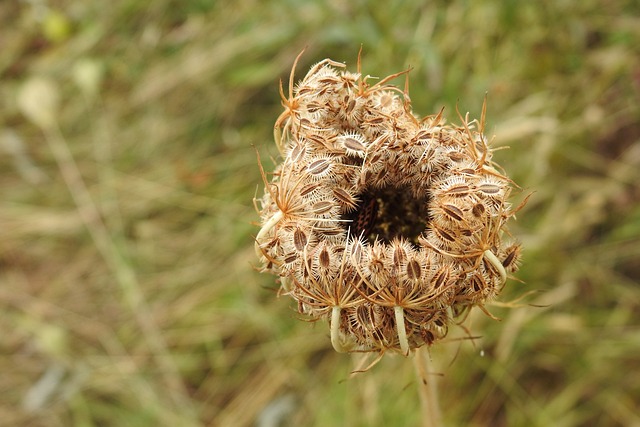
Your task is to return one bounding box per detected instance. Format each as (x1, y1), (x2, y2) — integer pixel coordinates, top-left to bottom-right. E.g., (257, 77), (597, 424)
(255, 52), (522, 355)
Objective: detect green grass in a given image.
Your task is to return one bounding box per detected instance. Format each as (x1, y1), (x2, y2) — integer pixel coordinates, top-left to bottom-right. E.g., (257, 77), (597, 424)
(1, 1), (639, 426)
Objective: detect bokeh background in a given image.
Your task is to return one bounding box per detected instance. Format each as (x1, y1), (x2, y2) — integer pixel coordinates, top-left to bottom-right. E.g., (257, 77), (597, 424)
(1, 1), (639, 426)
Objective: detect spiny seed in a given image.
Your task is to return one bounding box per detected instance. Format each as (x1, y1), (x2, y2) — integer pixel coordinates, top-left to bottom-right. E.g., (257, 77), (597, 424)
(448, 151), (465, 162)
(290, 144), (306, 163)
(447, 184), (470, 195)
(342, 136), (366, 153)
(318, 76), (340, 85)
(284, 253), (298, 264)
(483, 256), (501, 276)
(293, 228), (307, 251)
(369, 153), (383, 164)
(344, 97), (357, 114)
(306, 101), (323, 114)
(319, 248), (331, 268)
(296, 86), (314, 96)
(458, 167), (476, 175)
(312, 200), (334, 215)
(472, 203), (486, 217)
(393, 244), (406, 266)
(433, 226), (456, 243)
(351, 241), (363, 263)
(472, 276), (483, 292)
(366, 116), (385, 125)
(368, 258), (385, 275)
(432, 266), (450, 289)
(300, 182), (320, 197)
(406, 259), (421, 280)
(477, 182), (502, 195)
(502, 244), (521, 271)
(306, 133), (326, 146)
(434, 315), (446, 327)
(441, 203), (464, 221)
(412, 129), (432, 142)
(299, 118), (313, 128)
(332, 187), (358, 209)
(421, 329), (435, 343)
(315, 225), (342, 236)
(307, 158), (332, 176)
(356, 305), (373, 328)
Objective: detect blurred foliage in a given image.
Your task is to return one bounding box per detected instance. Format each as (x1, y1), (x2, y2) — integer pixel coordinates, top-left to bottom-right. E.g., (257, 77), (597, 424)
(1, 0), (639, 426)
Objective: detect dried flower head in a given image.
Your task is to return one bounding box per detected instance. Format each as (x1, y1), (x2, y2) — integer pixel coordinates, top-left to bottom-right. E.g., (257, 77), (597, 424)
(255, 51), (523, 356)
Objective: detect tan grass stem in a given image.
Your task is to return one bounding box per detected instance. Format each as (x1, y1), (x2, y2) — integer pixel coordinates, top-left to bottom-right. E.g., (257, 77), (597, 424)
(413, 347), (443, 427)
(43, 121), (195, 416)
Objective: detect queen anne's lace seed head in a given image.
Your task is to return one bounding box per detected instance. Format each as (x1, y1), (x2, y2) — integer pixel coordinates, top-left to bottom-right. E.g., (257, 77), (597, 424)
(255, 52), (524, 356)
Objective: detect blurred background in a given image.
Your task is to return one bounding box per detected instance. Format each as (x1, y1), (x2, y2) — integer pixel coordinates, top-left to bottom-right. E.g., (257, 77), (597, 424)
(1, 1), (639, 426)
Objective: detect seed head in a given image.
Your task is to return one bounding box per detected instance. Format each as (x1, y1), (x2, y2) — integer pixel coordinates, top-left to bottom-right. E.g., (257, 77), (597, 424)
(255, 52), (525, 356)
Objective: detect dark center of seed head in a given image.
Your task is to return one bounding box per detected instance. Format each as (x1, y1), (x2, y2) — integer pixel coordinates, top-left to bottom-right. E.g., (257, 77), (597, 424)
(345, 186), (430, 245)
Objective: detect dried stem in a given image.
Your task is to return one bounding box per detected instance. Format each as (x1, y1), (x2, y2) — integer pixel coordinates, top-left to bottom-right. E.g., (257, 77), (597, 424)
(413, 347), (442, 427)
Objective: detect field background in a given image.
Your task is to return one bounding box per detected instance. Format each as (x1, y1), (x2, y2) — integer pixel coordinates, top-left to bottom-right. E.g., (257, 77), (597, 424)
(1, 1), (639, 426)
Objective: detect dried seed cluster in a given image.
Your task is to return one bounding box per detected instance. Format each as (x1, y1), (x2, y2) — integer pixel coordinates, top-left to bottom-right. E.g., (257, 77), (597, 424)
(255, 52), (522, 355)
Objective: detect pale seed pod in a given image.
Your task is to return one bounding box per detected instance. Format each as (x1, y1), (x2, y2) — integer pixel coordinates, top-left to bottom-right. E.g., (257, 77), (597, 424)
(338, 132), (368, 158)
(306, 156), (334, 179)
(434, 176), (472, 197)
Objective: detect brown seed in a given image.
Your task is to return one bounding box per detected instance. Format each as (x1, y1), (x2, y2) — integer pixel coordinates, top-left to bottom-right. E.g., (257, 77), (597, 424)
(432, 265), (451, 289)
(366, 116), (385, 125)
(299, 182), (320, 197)
(307, 158), (332, 176)
(412, 129), (432, 143)
(472, 202), (486, 217)
(297, 118), (311, 129)
(406, 259), (421, 280)
(447, 184), (471, 196)
(312, 200), (334, 215)
(333, 187), (358, 210)
(319, 247), (331, 268)
(433, 226), (456, 243)
(293, 228), (307, 251)
(448, 151), (465, 162)
(305, 133), (328, 147)
(471, 276), (483, 292)
(477, 182), (502, 195)
(284, 253), (298, 264)
(368, 258), (385, 275)
(342, 136), (366, 153)
(440, 203), (464, 221)
(393, 243), (406, 267)
(290, 143), (306, 163)
(315, 224), (343, 237)
(434, 314), (446, 327)
(421, 329), (435, 344)
(306, 101), (323, 114)
(318, 76), (340, 85)
(502, 244), (521, 272)
(345, 97), (357, 115)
